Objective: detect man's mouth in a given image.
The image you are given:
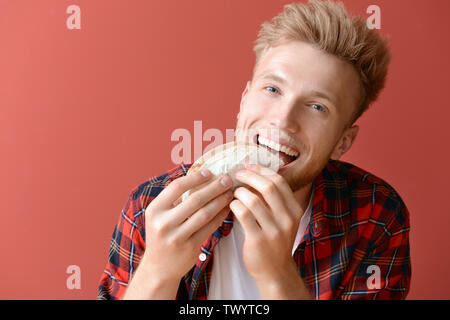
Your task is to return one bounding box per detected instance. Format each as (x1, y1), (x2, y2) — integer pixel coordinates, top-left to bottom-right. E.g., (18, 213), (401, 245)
(256, 134), (299, 167)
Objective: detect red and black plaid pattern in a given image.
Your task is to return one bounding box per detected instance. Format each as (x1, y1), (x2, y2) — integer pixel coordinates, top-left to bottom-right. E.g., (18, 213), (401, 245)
(97, 160), (411, 300)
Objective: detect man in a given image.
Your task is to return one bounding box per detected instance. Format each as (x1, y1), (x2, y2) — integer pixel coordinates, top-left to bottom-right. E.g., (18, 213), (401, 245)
(98, 0), (410, 300)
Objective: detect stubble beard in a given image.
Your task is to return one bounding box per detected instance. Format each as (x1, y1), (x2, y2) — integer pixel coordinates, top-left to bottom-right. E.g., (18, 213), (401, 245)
(282, 151), (332, 192)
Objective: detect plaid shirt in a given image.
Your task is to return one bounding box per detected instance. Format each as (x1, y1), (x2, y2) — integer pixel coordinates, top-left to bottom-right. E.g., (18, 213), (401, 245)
(97, 159), (411, 300)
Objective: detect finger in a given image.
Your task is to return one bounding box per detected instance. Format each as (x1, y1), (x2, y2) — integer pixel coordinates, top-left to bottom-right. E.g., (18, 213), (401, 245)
(190, 205), (231, 245)
(152, 169), (213, 209)
(172, 196), (182, 207)
(246, 163), (302, 220)
(229, 199), (261, 236)
(234, 167), (287, 218)
(233, 187), (276, 232)
(177, 189), (233, 238)
(171, 175), (233, 224)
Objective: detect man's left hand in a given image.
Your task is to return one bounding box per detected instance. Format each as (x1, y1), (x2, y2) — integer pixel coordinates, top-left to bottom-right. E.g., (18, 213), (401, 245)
(230, 163), (304, 292)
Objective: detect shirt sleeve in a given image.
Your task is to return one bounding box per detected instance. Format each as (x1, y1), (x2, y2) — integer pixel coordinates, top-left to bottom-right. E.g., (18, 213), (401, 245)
(97, 186), (147, 300)
(338, 191), (411, 300)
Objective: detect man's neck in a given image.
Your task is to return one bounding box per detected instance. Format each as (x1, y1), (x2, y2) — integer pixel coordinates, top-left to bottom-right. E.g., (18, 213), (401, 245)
(293, 182), (313, 214)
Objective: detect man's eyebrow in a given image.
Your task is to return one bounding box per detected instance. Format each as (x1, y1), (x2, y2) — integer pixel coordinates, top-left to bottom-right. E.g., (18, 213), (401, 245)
(308, 89), (338, 106)
(255, 72), (287, 84)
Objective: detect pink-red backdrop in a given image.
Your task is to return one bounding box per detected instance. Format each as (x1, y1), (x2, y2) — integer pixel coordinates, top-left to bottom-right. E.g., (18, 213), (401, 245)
(0, 0), (448, 299)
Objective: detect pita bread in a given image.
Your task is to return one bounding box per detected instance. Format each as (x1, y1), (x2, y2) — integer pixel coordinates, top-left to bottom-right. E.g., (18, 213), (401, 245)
(181, 141), (284, 201)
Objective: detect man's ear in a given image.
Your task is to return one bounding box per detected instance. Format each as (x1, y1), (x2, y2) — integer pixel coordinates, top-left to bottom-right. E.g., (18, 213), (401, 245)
(240, 81), (251, 110)
(330, 125), (359, 160)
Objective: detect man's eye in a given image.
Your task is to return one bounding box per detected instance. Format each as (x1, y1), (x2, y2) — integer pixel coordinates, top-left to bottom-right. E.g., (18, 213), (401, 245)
(312, 104), (326, 112)
(264, 86), (279, 94)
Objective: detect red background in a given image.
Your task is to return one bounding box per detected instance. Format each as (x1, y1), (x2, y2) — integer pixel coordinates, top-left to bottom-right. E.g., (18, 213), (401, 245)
(0, 0), (449, 299)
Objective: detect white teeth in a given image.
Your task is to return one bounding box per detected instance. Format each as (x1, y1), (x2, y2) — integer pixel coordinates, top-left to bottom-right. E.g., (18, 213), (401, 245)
(258, 136), (299, 157)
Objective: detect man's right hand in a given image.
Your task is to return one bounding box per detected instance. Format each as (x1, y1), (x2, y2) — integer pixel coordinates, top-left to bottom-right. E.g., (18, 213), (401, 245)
(123, 169), (233, 299)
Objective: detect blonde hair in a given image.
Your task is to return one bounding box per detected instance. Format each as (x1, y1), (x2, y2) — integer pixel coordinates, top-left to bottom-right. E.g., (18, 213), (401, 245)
(252, 0), (391, 124)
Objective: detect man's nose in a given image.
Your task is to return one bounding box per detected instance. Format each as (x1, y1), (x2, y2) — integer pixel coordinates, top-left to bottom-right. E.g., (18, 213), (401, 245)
(268, 102), (299, 133)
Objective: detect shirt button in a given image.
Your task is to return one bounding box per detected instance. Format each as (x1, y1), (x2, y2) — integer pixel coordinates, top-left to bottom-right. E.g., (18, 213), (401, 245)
(313, 221), (322, 235)
(199, 253), (207, 262)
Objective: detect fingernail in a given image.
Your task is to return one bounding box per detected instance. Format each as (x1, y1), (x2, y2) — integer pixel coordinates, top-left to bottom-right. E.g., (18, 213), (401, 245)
(201, 169), (210, 177)
(246, 162), (257, 169)
(247, 163), (258, 169)
(220, 176), (231, 187)
(235, 170), (246, 177)
(225, 190), (233, 199)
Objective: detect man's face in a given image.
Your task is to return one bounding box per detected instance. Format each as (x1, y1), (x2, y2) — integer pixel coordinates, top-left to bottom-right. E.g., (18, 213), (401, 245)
(236, 40), (361, 191)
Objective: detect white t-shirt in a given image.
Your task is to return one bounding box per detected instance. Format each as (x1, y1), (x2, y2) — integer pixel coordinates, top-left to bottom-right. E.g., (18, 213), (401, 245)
(208, 192), (314, 300)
